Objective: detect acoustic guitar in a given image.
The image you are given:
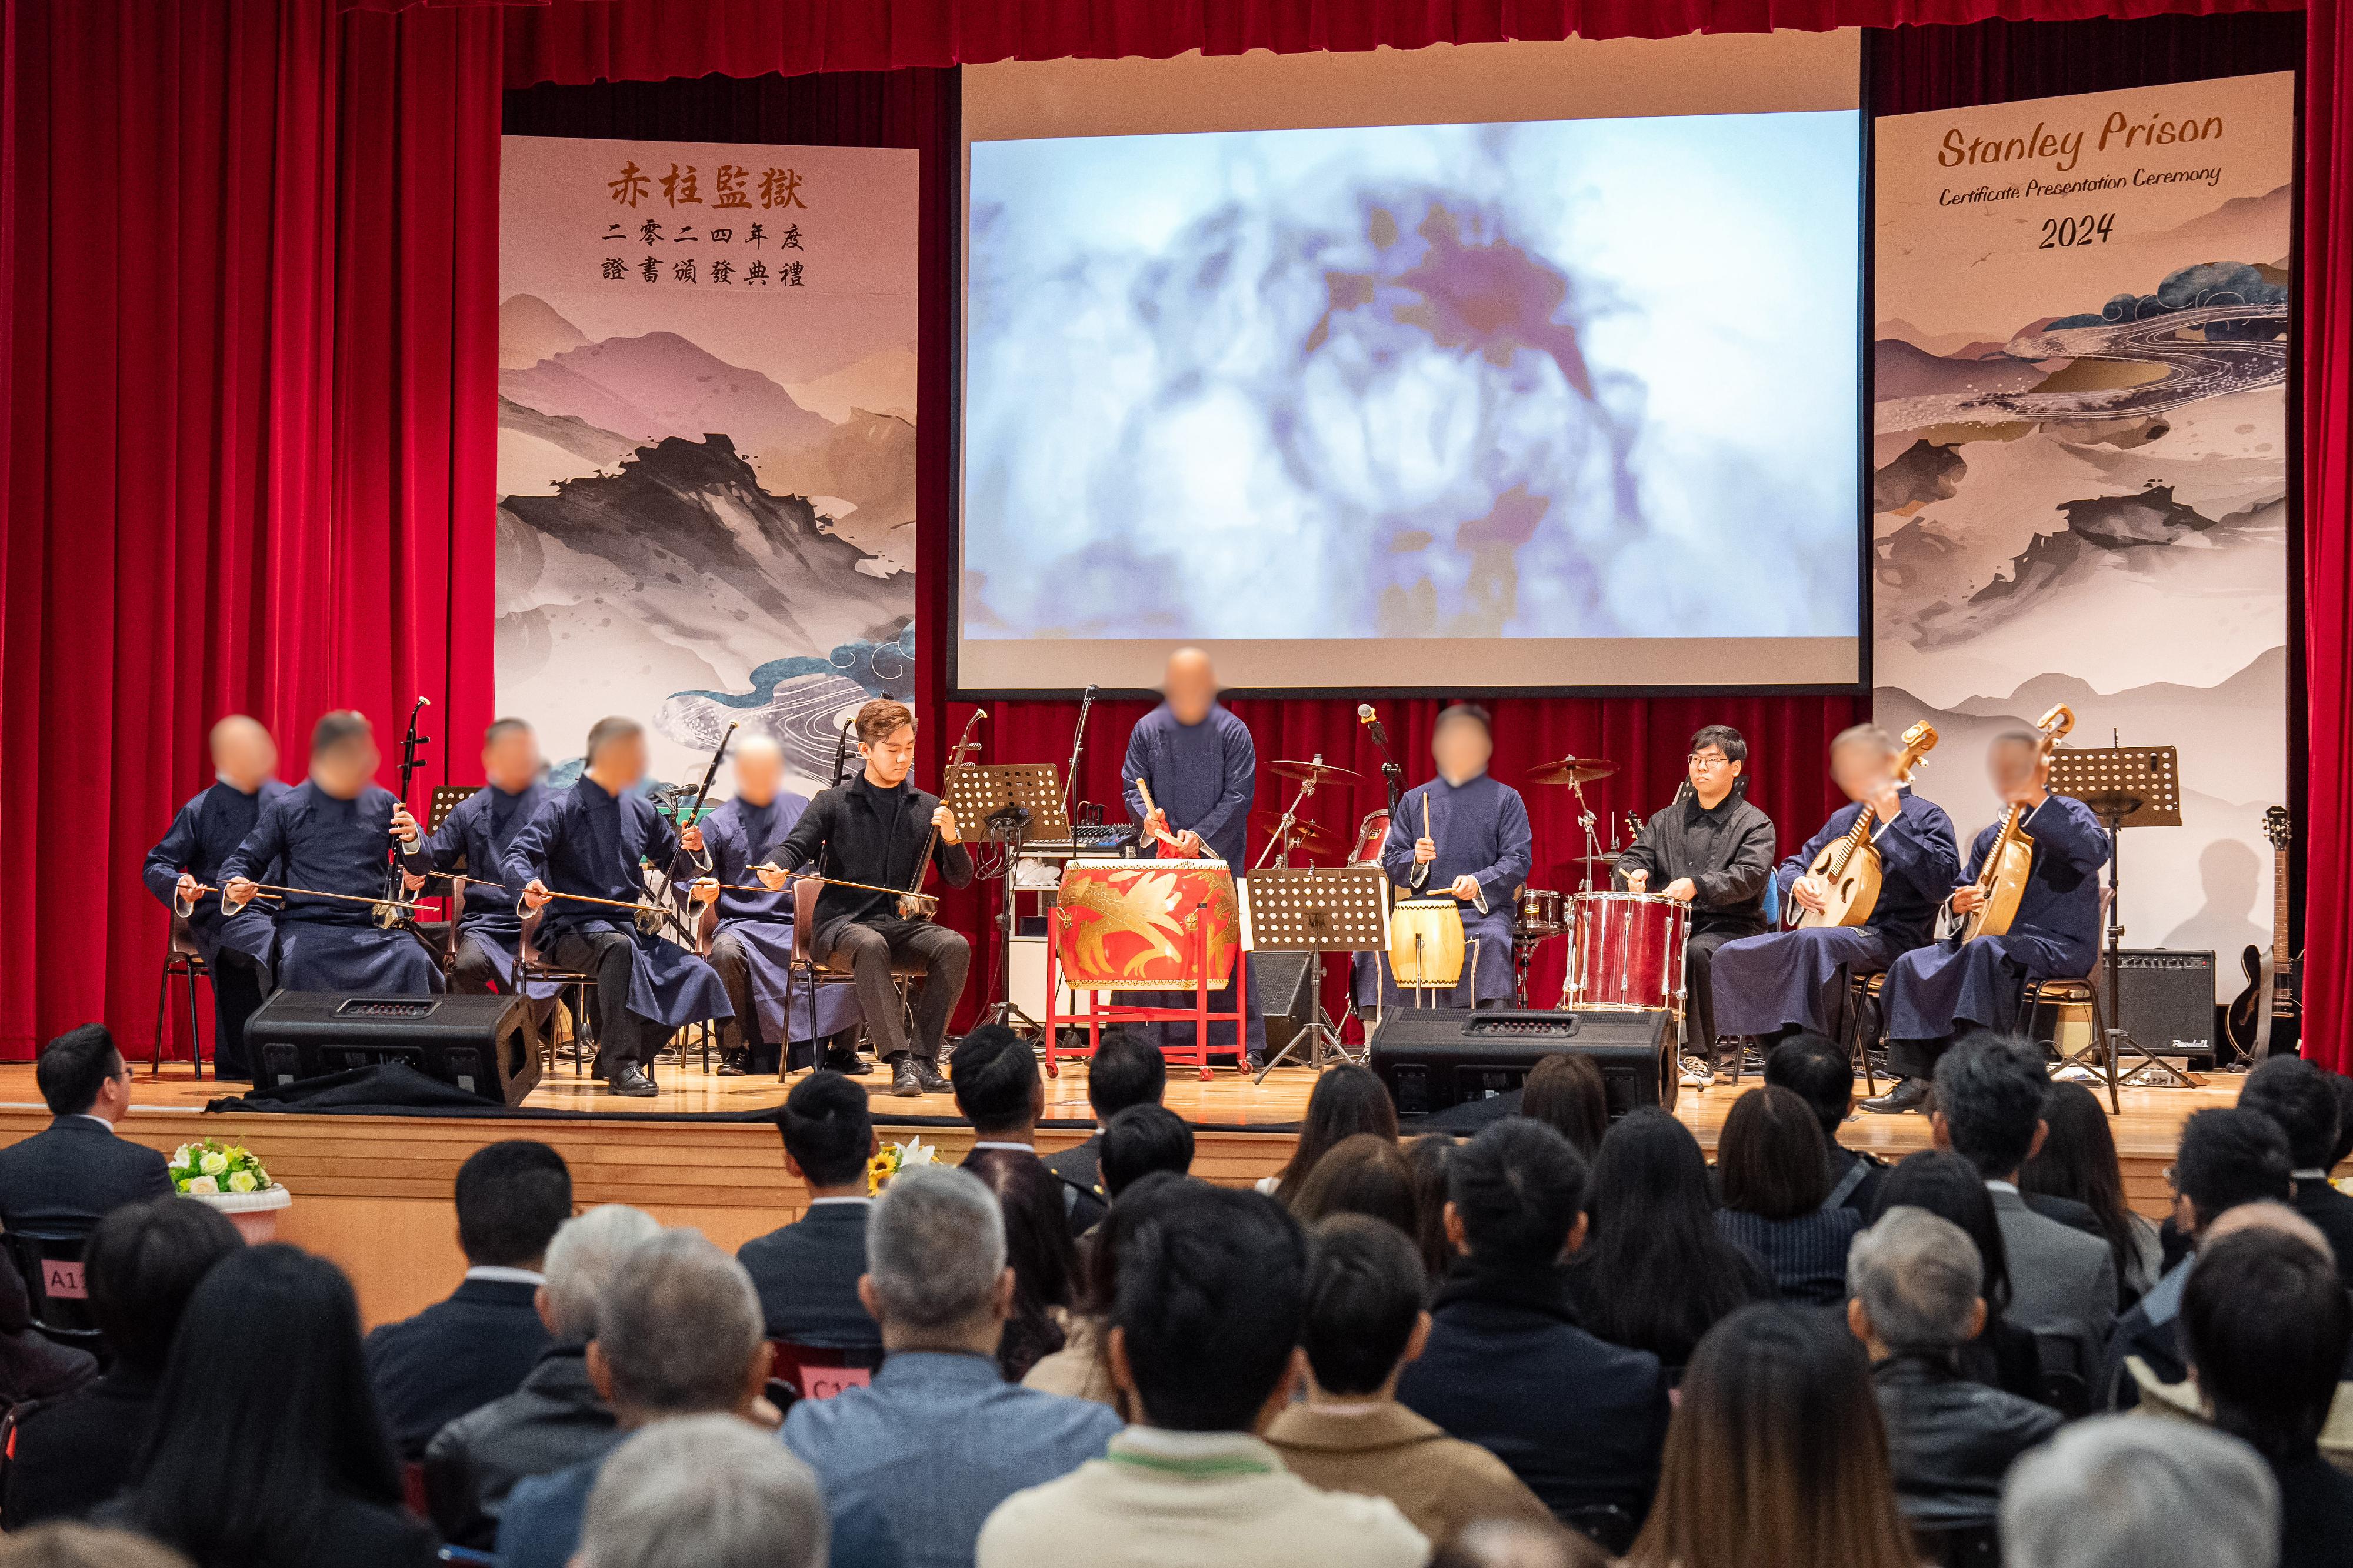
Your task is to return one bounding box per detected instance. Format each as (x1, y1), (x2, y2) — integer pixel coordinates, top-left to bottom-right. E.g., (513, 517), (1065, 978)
(2224, 805), (2299, 1062)
(1792, 721), (1938, 929)
(1961, 704), (2075, 942)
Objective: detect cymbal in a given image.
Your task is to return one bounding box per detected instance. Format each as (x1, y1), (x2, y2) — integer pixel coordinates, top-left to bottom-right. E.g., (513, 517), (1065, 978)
(1249, 812), (1339, 855)
(1561, 849), (1624, 868)
(1527, 755), (1619, 788)
(1270, 758), (1360, 785)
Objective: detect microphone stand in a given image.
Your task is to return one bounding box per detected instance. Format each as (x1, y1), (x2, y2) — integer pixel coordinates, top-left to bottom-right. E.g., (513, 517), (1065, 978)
(1063, 683), (1097, 823)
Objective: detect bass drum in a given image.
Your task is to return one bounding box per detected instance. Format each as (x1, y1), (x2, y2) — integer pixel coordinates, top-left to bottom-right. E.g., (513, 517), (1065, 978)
(1559, 892), (1690, 1016)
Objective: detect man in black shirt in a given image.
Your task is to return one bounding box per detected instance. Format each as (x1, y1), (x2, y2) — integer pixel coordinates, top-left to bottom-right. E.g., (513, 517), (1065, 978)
(759, 699), (975, 1097)
(1613, 725), (1777, 1078)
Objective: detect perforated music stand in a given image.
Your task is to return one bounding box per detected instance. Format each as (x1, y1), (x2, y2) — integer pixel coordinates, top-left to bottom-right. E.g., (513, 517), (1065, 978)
(428, 785), (479, 833)
(943, 763), (1071, 1033)
(1242, 865), (1391, 1079)
(2047, 743), (2197, 1096)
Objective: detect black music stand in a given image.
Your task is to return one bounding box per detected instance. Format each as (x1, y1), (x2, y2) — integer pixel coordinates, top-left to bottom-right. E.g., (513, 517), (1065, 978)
(1243, 865), (1391, 1079)
(2048, 742), (2197, 1095)
(943, 762), (1071, 1035)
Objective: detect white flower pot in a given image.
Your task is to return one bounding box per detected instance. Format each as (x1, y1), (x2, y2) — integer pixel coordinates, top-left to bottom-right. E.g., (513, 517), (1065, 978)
(189, 1186), (292, 1244)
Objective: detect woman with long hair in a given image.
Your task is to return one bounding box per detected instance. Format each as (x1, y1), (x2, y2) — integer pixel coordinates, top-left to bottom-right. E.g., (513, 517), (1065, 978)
(2022, 1080), (2162, 1304)
(1567, 1109), (1771, 1382)
(1402, 1135), (1459, 1286)
(1288, 1132), (1419, 1238)
(1263, 1065), (1399, 1203)
(1713, 1086), (1862, 1305)
(967, 1149), (1080, 1382)
(1624, 1303), (1919, 1568)
(1519, 1053), (1608, 1159)
(1873, 1150), (2045, 1403)
(102, 1245), (436, 1568)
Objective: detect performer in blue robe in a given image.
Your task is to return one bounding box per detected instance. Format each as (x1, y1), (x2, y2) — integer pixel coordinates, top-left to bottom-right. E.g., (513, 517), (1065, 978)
(220, 710), (444, 999)
(687, 733), (863, 1077)
(1709, 724), (1959, 1047)
(1864, 729), (2109, 1113)
(1120, 648), (1264, 1065)
(398, 717), (555, 1002)
(503, 716), (731, 1098)
(142, 715), (289, 1079)
(1365, 703), (1531, 1009)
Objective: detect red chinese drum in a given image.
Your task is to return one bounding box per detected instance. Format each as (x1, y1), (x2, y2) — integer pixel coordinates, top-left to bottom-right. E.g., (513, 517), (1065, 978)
(1052, 859), (1241, 992)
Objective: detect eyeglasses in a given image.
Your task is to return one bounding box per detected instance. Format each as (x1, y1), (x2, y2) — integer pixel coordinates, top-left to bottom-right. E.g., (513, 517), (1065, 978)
(1688, 752), (1731, 769)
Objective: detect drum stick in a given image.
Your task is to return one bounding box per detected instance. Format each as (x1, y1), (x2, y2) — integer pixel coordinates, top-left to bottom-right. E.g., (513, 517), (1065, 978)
(1133, 779), (1185, 852)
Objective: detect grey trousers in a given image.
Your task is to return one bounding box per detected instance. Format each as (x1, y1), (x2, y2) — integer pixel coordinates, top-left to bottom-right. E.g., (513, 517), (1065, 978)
(819, 918), (969, 1061)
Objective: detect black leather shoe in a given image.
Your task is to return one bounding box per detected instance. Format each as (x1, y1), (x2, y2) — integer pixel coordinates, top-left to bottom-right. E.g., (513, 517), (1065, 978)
(889, 1055), (923, 1097)
(825, 1047), (873, 1077)
(717, 1050), (750, 1077)
(1861, 1078), (1931, 1115)
(608, 1066), (659, 1099)
(909, 1056), (952, 1093)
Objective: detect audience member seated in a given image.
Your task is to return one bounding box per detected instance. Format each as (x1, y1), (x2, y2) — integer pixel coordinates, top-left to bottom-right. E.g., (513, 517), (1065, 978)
(1931, 1035), (2116, 1384)
(970, 1147), (1081, 1382)
(102, 1244), (439, 1568)
(955, 1025), (1105, 1233)
(1397, 1118), (1669, 1540)
(2099, 1106), (2291, 1409)
(1845, 1206), (2060, 1538)
(2238, 1056), (2353, 1286)
(422, 1203), (658, 1548)
(2180, 1224), (2353, 1568)
(1402, 1136), (1458, 1285)
(1564, 1109), (1770, 1384)
(0, 1025), (170, 1237)
(1042, 1029), (1165, 1205)
(1623, 1303), (1917, 1568)
(1431, 1519), (1604, 1568)
(1764, 1033), (1885, 1213)
(2001, 1416), (2279, 1568)
(575, 1414), (829, 1568)
(1023, 1172), (1192, 1412)
(1288, 1132), (1419, 1237)
(1712, 1084), (1862, 1306)
(785, 1165), (1121, 1568)
(739, 1072), (883, 1347)
(0, 1522), (195, 1568)
(1872, 1152), (2048, 1404)
(1267, 1214), (1549, 1547)
(977, 1180), (1429, 1568)
(365, 1139), (570, 1459)
(2022, 1080), (2164, 1305)
(1518, 1053), (1607, 1160)
(1096, 1105), (1194, 1198)
(2, 1197), (239, 1528)
(1261, 1065), (1398, 1202)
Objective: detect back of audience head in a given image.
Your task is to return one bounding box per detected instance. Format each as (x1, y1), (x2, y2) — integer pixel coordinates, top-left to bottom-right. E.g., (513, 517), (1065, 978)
(864, 1165), (1012, 1349)
(1717, 1084), (1830, 1219)
(1099, 1103), (1194, 1197)
(2238, 1055), (2342, 1174)
(2172, 1106), (2293, 1240)
(1872, 1150), (2014, 1315)
(0, 1524), (194, 1568)
(578, 1414), (828, 1568)
(1298, 1213), (1428, 1400)
(1763, 1032), (1855, 1143)
(778, 1070), (875, 1190)
(1072, 1170), (1192, 1317)
(969, 1149), (1078, 1378)
(2183, 1224), (2350, 1463)
(1447, 1117), (1587, 1267)
(454, 1139), (572, 1267)
(2002, 1416), (2278, 1568)
(1519, 1053), (1608, 1158)
(1288, 1132), (1419, 1238)
(1931, 1032), (2049, 1180)
(950, 1024), (1042, 1136)
(1086, 1027), (1167, 1121)
(84, 1196), (242, 1379)
(1582, 1108), (1763, 1362)
(1270, 1064), (1398, 1202)
(2021, 1080), (2137, 1237)
(539, 1203), (661, 1343)
(1111, 1180), (1305, 1432)
(2328, 1072), (2353, 1171)
(1402, 1135), (1460, 1283)
(1627, 1303), (1916, 1568)
(1845, 1206), (1982, 1357)
(1431, 1518), (1605, 1568)
(34, 1023), (125, 1119)
(591, 1229), (768, 1423)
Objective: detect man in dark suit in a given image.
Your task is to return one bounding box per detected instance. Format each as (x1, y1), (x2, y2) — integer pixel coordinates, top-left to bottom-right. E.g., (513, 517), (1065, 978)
(0, 1025), (172, 1237)
(2238, 1056), (2353, 1286)
(1039, 1026), (1164, 1206)
(366, 1140), (572, 1458)
(953, 1025), (1107, 1234)
(736, 1072), (879, 1348)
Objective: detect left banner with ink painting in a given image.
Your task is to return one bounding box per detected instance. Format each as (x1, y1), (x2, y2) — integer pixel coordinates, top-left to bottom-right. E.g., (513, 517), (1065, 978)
(496, 136), (921, 792)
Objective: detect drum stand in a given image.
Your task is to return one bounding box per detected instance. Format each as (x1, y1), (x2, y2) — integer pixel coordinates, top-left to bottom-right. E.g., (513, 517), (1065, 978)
(1570, 777), (1604, 893)
(1242, 865), (1390, 1078)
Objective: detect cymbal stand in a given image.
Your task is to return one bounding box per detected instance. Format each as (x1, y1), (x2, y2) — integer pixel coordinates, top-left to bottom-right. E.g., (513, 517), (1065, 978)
(1252, 756), (1327, 872)
(1571, 778), (1603, 893)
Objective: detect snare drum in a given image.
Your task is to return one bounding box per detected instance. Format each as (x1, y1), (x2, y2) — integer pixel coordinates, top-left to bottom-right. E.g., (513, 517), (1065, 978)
(1559, 891), (1689, 1015)
(1388, 898), (1466, 989)
(1514, 886), (1565, 936)
(1349, 809), (1392, 866)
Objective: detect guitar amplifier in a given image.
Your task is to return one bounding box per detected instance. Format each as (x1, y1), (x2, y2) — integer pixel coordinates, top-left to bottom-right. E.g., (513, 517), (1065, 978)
(1369, 1007), (1677, 1119)
(2089, 950), (2217, 1063)
(246, 992), (542, 1106)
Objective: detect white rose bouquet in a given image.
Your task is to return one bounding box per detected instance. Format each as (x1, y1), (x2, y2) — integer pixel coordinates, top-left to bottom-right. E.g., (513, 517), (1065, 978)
(169, 1139), (272, 1197)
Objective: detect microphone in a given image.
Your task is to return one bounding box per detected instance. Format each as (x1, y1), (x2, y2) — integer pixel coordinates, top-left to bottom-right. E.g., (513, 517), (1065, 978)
(1358, 702), (1393, 753)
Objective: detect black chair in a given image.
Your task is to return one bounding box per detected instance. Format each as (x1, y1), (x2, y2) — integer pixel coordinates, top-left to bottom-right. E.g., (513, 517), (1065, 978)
(514, 906), (600, 1075)
(1912, 1520), (2001, 1568)
(152, 913), (211, 1079)
(782, 879), (912, 1083)
(2033, 1331), (2093, 1420)
(1842, 966), (1887, 1097)
(2028, 894), (2121, 1115)
(2, 1232), (105, 1356)
(1562, 1504), (1638, 1557)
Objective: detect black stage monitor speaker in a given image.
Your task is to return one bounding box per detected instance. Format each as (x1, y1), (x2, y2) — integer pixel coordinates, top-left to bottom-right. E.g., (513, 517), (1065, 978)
(246, 992), (542, 1107)
(1369, 1007), (1677, 1120)
(1256, 950), (1319, 1061)
(2087, 949), (2217, 1063)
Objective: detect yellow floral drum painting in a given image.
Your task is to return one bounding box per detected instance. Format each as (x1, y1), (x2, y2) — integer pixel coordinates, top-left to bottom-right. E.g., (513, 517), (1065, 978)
(1052, 859), (1241, 992)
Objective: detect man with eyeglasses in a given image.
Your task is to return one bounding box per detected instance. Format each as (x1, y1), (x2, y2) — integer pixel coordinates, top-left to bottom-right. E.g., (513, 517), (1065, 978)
(1614, 725), (1776, 1079)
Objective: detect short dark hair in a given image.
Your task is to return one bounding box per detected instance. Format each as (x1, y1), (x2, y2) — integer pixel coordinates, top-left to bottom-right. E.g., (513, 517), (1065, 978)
(1689, 724), (1748, 765)
(2183, 1228), (2352, 1462)
(855, 699), (915, 744)
(309, 709), (371, 755)
(85, 1197), (244, 1376)
(1520, 1053), (1607, 1158)
(950, 1025), (1039, 1135)
(779, 1071), (872, 1188)
(1099, 1105), (1193, 1197)
(483, 717), (534, 748)
(1299, 1215), (1425, 1396)
(1719, 1085), (1833, 1219)
(1448, 1117), (1587, 1266)
(36, 1023), (122, 1116)
(1434, 702), (1491, 735)
(2174, 1108), (2292, 1229)
(2238, 1057), (2343, 1173)
(1086, 1029), (1166, 1119)
(454, 1142), (572, 1266)
(584, 715), (643, 762)
(1933, 1033), (2049, 1179)
(1764, 1033), (1854, 1144)
(1112, 1183), (1305, 1430)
